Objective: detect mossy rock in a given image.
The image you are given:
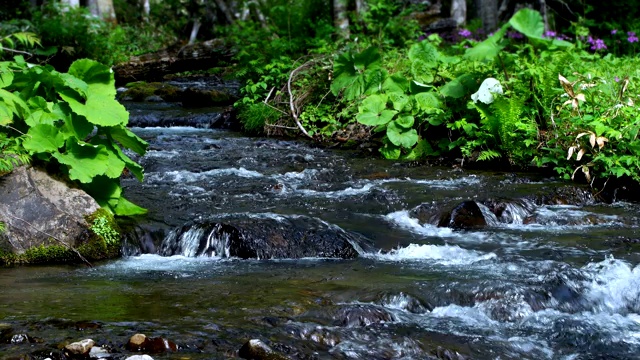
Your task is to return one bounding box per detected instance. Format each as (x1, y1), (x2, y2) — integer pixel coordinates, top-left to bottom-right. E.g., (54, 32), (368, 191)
(0, 208), (122, 266)
(120, 81), (182, 102)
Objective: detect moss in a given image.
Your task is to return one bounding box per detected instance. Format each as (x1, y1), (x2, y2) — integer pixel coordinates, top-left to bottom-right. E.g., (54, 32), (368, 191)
(121, 81), (181, 102)
(0, 208), (123, 266)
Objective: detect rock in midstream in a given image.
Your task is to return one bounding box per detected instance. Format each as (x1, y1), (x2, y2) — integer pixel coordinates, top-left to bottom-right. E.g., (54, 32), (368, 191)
(160, 214), (374, 259)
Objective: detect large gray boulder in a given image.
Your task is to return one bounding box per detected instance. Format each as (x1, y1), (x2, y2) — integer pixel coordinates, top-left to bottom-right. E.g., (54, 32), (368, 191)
(0, 166), (100, 261)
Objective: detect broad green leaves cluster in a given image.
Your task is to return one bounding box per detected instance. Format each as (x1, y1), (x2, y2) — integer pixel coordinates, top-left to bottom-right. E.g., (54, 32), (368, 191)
(332, 42), (446, 159)
(0, 57), (147, 216)
(326, 7), (640, 187)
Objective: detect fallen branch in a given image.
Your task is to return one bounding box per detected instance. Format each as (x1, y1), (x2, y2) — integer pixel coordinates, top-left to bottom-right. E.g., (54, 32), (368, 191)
(5, 214), (93, 267)
(288, 59), (319, 139)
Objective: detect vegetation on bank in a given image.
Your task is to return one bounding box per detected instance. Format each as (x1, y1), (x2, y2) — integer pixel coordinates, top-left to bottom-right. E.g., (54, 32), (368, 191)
(1, 0), (640, 211)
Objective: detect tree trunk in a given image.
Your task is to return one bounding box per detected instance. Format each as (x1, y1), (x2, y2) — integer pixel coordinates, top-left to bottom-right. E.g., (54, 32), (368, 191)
(333, 0), (350, 38)
(539, 0), (549, 31)
(141, 0), (150, 21)
(477, 0), (498, 33)
(213, 0), (236, 24)
(60, 0), (80, 7)
(87, 0), (117, 22)
(451, 0), (466, 26)
(188, 19), (201, 45)
(355, 0), (366, 16)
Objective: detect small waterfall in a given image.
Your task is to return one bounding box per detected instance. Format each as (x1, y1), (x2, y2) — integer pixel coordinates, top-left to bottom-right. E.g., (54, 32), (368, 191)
(160, 223), (235, 258)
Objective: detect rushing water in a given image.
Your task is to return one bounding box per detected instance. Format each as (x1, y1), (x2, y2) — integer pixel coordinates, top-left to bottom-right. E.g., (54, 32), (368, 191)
(2, 106), (640, 359)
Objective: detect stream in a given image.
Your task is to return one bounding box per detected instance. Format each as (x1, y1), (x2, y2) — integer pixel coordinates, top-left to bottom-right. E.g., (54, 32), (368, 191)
(2, 101), (640, 359)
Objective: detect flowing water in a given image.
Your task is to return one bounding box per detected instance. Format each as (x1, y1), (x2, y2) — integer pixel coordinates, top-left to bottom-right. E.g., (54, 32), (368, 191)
(2, 104), (640, 360)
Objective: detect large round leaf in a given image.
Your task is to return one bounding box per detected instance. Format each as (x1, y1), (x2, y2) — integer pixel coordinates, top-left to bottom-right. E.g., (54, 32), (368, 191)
(387, 122), (419, 148)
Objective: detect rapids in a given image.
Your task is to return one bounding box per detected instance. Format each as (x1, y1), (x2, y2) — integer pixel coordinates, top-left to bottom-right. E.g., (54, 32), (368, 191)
(1, 106), (640, 359)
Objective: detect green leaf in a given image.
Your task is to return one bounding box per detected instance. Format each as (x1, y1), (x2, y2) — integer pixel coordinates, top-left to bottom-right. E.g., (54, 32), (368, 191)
(465, 24), (509, 61)
(113, 196), (147, 216)
(89, 137), (126, 179)
(58, 73), (89, 98)
(353, 46), (382, 71)
(111, 143), (144, 181)
(60, 59), (128, 127)
(411, 60), (435, 84)
(402, 139), (433, 160)
(389, 93), (410, 112)
(108, 125), (148, 155)
(415, 91), (442, 114)
(382, 74), (410, 94)
(408, 41), (440, 67)
(394, 114), (415, 128)
(23, 124), (66, 154)
(440, 78), (466, 98)
(0, 66), (13, 88)
(387, 122), (419, 148)
(380, 142), (401, 159)
(53, 140), (110, 183)
(0, 88), (29, 119)
(83, 175), (122, 208)
(0, 103), (12, 125)
(357, 109), (397, 126)
(509, 8), (544, 39)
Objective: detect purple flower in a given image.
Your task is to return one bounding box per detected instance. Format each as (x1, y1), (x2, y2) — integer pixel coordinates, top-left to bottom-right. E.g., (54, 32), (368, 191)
(543, 30), (556, 38)
(507, 31), (524, 39)
(611, 29), (618, 35)
(615, 76), (620, 82)
(628, 32), (639, 43)
(458, 29), (472, 38)
(590, 38), (607, 51)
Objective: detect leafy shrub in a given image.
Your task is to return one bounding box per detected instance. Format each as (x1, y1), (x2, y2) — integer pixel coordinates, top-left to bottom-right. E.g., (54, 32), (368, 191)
(238, 103), (281, 135)
(0, 56), (147, 216)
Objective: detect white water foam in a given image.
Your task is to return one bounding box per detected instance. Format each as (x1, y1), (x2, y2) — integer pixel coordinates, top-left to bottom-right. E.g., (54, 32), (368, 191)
(580, 257), (640, 314)
(99, 254), (221, 273)
(147, 167), (264, 183)
(368, 243), (496, 265)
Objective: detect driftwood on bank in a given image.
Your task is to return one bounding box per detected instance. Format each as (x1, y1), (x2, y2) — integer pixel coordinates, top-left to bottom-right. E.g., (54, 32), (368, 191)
(113, 39), (234, 85)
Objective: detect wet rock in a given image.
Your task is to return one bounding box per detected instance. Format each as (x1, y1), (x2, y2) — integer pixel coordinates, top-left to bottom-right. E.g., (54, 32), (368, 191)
(75, 321), (102, 331)
(376, 292), (433, 313)
(126, 333), (177, 353)
(333, 304), (395, 327)
(3, 332), (38, 344)
(532, 185), (594, 206)
(161, 215), (372, 259)
(124, 356), (155, 360)
(432, 346), (469, 360)
(238, 339), (290, 360)
(0, 166), (100, 263)
(89, 346), (112, 359)
(481, 198), (536, 224)
(438, 201), (487, 229)
(409, 202), (441, 225)
(64, 338), (95, 358)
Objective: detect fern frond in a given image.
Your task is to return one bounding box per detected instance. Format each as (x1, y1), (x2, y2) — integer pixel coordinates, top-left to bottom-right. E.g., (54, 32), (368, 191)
(478, 149), (502, 161)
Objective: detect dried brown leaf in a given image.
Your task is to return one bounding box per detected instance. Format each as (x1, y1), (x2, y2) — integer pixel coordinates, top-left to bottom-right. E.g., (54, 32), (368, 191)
(567, 146), (576, 160)
(596, 136), (608, 149)
(589, 133), (596, 148)
(559, 74), (575, 98)
(576, 148), (586, 161)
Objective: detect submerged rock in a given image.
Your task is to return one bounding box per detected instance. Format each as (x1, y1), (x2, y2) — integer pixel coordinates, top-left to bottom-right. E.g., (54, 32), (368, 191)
(125, 333), (177, 353)
(333, 304), (396, 327)
(238, 339), (290, 360)
(160, 214), (371, 259)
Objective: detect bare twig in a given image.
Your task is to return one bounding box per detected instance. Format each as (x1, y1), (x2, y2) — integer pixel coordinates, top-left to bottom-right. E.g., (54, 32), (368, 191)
(264, 86), (276, 104)
(288, 60), (317, 139)
(1, 48), (33, 56)
(5, 214), (93, 267)
(266, 124), (298, 130)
